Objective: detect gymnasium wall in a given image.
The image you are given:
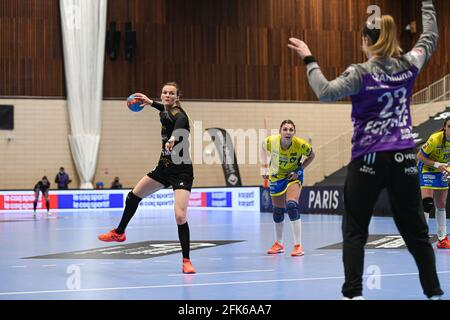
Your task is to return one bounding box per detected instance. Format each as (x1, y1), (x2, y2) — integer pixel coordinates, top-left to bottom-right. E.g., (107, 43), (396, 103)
(0, 0), (448, 100)
(402, 0), (450, 93)
(0, 98), (352, 189)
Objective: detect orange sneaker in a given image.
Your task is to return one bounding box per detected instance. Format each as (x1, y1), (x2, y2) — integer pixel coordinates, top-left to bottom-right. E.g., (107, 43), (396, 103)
(437, 236), (450, 249)
(291, 244), (305, 256)
(182, 258), (196, 274)
(98, 229), (126, 242)
(267, 242), (284, 254)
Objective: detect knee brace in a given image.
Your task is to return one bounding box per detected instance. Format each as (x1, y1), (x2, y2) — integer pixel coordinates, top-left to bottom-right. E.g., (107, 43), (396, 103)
(422, 197), (434, 213)
(273, 207), (285, 223)
(286, 200), (300, 221)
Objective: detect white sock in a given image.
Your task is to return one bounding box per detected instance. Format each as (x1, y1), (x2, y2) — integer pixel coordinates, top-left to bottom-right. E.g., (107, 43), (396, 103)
(274, 222), (284, 244)
(424, 212), (430, 224)
(290, 219), (302, 245)
(436, 208), (447, 240)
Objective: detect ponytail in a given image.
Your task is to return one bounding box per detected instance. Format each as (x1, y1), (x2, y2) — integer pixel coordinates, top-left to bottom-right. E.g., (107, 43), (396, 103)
(363, 15), (403, 58)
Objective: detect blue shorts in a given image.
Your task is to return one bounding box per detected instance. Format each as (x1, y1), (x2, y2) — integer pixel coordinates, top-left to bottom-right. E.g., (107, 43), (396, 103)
(269, 178), (302, 196)
(419, 171), (449, 190)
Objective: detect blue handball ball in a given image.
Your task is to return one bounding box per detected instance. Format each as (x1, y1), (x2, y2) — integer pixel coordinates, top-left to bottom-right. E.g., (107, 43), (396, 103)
(127, 94), (145, 112)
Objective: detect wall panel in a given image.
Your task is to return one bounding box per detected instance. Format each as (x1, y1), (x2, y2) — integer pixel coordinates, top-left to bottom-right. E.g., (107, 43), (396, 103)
(0, 0), (448, 100)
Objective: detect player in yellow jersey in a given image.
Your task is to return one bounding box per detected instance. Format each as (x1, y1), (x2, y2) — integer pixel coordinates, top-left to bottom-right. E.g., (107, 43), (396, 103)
(417, 116), (450, 249)
(261, 120), (315, 256)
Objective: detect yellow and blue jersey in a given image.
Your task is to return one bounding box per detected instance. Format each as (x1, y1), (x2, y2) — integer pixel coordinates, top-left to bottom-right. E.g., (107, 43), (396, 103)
(419, 131), (450, 190)
(264, 135), (312, 183)
(419, 131), (450, 173)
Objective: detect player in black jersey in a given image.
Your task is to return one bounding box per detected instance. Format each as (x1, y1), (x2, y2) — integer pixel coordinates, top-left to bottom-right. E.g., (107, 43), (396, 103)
(33, 176), (51, 217)
(98, 82), (196, 274)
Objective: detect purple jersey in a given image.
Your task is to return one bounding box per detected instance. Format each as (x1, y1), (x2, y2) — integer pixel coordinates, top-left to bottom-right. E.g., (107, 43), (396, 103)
(305, 0), (438, 161)
(349, 65), (419, 160)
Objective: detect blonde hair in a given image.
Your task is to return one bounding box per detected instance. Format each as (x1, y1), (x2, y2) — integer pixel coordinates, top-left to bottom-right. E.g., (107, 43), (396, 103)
(363, 15), (403, 58)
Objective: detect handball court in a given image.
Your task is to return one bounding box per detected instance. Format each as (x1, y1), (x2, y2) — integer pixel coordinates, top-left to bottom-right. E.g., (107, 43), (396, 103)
(0, 208), (449, 300)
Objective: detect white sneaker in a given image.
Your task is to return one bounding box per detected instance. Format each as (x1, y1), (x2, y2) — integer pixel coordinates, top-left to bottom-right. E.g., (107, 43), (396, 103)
(429, 295), (442, 300)
(342, 296), (365, 300)
(47, 211), (51, 216)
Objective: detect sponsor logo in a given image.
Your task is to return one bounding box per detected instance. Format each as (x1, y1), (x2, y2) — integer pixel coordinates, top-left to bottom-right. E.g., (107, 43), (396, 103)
(394, 153), (404, 162)
(400, 128), (414, 140)
(237, 191), (256, 207)
(319, 235), (438, 249)
(404, 166), (418, 175)
(363, 153), (376, 165)
(395, 153), (415, 163)
(227, 174), (239, 186)
(308, 190), (340, 210)
(423, 173), (436, 180)
(360, 165), (376, 175)
(371, 70), (414, 82)
(25, 240), (244, 259)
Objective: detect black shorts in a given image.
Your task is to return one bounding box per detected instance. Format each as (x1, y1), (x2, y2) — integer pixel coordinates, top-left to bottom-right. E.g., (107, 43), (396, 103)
(147, 160), (194, 192)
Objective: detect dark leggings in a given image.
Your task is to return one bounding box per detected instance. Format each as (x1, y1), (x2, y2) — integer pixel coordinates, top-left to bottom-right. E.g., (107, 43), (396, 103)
(342, 149), (443, 298)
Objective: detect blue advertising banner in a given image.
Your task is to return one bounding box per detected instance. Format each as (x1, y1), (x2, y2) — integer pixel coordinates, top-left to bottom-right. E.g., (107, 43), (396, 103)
(0, 187), (260, 212)
(206, 192), (232, 207)
(58, 193), (124, 209)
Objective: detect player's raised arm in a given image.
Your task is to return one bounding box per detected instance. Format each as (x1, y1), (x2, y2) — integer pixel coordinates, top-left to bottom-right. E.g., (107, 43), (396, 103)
(288, 38), (362, 102)
(404, 0), (438, 72)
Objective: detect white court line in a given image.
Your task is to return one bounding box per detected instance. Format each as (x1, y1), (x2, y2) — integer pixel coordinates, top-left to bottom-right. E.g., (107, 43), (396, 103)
(153, 260), (169, 263)
(42, 265), (57, 267)
(167, 269), (274, 277)
(207, 258), (223, 260)
(2, 270), (449, 296)
(99, 262), (114, 265)
(311, 254), (325, 256)
(10, 266), (27, 268)
(127, 261), (142, 264)
(233, 257), (249, 260)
